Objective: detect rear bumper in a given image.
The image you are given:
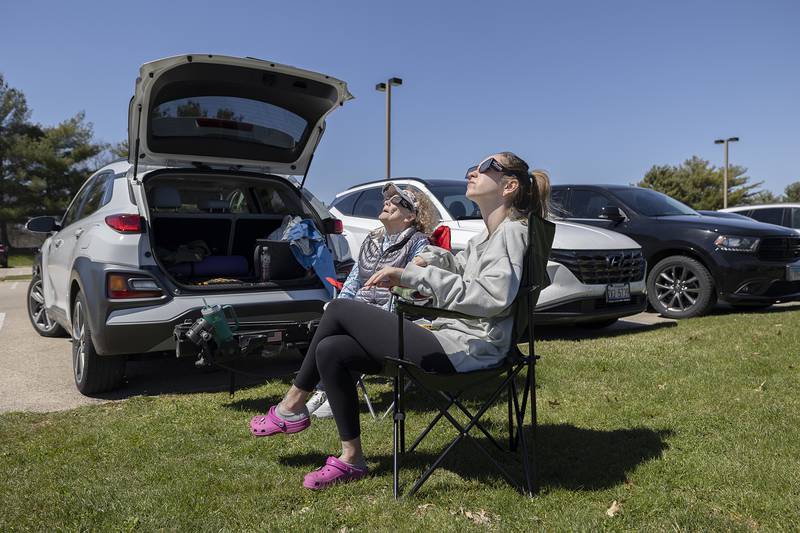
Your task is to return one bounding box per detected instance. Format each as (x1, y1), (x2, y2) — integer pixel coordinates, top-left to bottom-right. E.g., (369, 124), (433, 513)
(72, 258), (328, 356)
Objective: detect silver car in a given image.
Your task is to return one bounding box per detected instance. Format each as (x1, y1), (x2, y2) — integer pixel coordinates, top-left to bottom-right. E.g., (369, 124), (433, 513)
(25, 54), (353, 394)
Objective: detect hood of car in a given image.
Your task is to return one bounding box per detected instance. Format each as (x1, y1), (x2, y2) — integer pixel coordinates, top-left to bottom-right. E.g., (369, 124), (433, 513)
(456, 219), (641, 250)
(655, 214), (797, 235)
(128, 54), (352, 175)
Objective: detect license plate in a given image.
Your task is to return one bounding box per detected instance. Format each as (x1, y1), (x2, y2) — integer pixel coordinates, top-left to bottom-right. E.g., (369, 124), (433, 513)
(606, 283), (631, 303)
(788, 265), (800, 282)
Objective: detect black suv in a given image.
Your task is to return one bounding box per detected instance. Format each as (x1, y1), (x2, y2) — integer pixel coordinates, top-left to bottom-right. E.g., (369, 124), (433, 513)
(551, 185), (800, 318)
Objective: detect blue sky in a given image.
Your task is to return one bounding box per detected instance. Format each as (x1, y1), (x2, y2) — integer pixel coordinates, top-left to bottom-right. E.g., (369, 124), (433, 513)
(1, 0), (798, 202)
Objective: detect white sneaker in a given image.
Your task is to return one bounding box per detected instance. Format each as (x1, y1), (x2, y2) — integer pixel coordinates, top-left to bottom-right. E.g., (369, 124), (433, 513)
(312, 398), (333, 419)
(305, 390), (328, 415)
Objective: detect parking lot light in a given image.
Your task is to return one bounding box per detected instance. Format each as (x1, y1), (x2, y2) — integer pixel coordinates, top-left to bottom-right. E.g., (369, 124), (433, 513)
(376, 77), (403, 180)
(714, 137), (740, 209)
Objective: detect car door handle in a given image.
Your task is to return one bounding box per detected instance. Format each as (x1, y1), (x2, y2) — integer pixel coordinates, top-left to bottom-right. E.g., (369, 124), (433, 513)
(75, 228), (84, 238)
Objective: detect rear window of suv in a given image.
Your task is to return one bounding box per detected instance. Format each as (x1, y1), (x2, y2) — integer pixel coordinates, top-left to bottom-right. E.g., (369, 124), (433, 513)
(151, 96), (307, 150)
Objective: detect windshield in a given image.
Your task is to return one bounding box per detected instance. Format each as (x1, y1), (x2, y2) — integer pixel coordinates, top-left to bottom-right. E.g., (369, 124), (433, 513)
(614, 188), (698, 216)
(427, 183), (482, 219)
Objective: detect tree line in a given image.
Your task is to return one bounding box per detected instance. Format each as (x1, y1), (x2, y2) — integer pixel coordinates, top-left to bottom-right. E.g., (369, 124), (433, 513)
(637, 156), (800, 209)
(1, 72), (799, 247)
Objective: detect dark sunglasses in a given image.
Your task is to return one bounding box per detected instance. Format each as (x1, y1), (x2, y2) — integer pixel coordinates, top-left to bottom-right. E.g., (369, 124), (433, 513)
(386, 194), (416, 212)
(465, 157), (529, 181)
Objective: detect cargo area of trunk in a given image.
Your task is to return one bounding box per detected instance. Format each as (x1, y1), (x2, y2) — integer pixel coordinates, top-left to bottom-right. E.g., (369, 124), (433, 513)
(143, 171), (323, 290)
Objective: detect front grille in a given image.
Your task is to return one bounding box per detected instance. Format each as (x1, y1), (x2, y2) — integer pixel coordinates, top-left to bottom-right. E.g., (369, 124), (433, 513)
(757, 236), (800, 261)
(550, 249), (646, 284)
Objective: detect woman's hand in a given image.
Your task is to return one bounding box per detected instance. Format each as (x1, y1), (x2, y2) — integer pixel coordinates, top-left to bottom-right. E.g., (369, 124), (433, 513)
(365, 266), (404, 288)
(412, 256), (427, 267)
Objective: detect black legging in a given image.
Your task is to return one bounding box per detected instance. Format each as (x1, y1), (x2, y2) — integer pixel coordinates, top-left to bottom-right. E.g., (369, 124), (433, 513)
(295, 298), (455, 441)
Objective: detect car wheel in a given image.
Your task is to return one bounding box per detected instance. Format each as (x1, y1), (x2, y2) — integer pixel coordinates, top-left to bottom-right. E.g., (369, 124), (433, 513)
(72, 292), (126, 395)
(647, 256), (715, 319)
(26, 277), (68, 337)
(578, 318), (619, 329)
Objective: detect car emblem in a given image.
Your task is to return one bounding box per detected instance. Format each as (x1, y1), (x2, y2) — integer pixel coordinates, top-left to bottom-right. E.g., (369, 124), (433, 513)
(606, 254), (622, 268)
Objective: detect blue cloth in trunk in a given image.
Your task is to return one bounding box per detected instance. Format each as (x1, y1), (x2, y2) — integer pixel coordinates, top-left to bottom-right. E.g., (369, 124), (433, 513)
(282, 218), (337, 298)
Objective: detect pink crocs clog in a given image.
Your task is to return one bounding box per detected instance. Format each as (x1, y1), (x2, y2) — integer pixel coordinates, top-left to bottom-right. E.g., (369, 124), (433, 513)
(303, 456), (368, 490)
(249, 405), (310, 437)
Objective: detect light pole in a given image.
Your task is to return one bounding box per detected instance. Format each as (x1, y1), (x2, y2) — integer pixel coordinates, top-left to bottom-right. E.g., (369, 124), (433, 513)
(376, 77), (403, 180)
(714, 136), (739, 208)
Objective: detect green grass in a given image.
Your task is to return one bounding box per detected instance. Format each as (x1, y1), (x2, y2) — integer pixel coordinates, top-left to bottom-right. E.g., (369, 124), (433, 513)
(7, 250), (34, 268)
(2, 309), (799, 531)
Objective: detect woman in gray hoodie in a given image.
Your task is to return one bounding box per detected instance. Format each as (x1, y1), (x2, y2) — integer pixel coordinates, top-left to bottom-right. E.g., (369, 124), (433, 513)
(251, 152), (550, 490)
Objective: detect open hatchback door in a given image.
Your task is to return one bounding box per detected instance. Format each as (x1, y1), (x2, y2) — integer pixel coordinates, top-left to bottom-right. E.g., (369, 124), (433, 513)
(128, 54), (352, 174)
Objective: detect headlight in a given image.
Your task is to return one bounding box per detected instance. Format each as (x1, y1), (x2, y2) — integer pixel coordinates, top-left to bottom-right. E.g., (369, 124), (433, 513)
(714, 235), (760, 252)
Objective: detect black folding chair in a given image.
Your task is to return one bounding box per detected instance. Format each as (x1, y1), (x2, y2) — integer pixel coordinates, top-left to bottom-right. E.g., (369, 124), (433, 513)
(383, 214), (555, 498)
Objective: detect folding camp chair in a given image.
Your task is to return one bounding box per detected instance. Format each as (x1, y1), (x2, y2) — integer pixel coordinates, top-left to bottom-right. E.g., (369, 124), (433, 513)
(383, 214), (555, 498)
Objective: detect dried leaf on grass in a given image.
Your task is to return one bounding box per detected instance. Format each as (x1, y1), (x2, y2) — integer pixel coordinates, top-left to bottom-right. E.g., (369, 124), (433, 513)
(606, 500), (622, 517)
(415, 503), (435, 516)
(451, 507), (498, 526)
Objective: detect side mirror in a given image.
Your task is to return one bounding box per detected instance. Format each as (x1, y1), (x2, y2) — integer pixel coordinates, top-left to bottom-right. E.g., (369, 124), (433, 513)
(26, 216), (60, 233)
(599, 206), (626, 223)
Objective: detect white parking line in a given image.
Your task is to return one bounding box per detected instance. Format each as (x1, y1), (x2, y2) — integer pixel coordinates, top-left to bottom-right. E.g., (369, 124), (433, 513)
(0, 313), (5, 332)
(10, 282), (19, 290)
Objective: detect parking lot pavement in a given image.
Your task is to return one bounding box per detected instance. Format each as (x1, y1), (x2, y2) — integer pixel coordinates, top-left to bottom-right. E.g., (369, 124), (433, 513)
(0, 279), (105, 413)
(0, 279), (302, 414)
(0, 266), (33, 280)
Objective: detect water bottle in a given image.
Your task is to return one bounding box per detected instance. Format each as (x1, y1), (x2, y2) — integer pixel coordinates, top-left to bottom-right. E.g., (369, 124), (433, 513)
(200, 301), (239, 344)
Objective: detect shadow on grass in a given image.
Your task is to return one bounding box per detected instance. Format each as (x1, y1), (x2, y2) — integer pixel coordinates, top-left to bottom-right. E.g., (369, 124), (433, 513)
(280, 424), (671, 493)
(706, 301), (800, 318)
(536, 320), (677, 341)
(93, 352), (302, 401)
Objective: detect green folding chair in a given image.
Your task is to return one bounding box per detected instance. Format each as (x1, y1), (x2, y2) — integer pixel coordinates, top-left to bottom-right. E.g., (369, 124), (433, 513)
(383, 214), (555, 498)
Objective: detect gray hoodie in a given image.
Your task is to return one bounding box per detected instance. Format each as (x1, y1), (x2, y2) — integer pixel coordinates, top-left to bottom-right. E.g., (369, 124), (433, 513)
(400, 217), (528, 372)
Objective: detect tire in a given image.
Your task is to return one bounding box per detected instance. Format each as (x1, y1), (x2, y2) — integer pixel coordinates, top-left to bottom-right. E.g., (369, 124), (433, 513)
(578, 318), (619, 329)
(72, 292), (126, 395)
(26, 277), (68, 337)
(646, 256), (716, 319)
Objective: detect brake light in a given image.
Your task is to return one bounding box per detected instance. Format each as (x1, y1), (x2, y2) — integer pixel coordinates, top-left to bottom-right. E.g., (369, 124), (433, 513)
(105, 214), (144, 233)
(107, 274), (163, 299)
(323, 218), (344, 234)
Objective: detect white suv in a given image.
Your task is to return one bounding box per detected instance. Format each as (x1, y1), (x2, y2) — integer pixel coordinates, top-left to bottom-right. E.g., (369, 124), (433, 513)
(331, 178), (648, 327)
(25, 55), (353, 394)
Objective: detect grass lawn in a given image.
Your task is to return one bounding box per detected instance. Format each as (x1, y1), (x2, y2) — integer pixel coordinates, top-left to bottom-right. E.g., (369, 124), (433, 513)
(7, 250), (34, 268)
(1, 308), (799, 531)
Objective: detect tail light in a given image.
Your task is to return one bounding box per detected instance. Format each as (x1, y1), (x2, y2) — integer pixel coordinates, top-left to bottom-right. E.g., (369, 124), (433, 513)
(322, 217), (344, 234)
(105, 214), (144, 234)
(107, 273), (164, 299)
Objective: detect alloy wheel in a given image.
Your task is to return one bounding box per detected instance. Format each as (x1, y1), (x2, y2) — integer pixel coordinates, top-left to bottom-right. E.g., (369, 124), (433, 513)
(72, 300), (87, 383)
(654, 265), (701, 313)
(29, 279), (56, 332)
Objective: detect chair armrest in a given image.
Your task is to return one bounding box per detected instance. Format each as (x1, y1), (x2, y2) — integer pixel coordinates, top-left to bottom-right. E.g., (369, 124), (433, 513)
(391, 286), (483, 321)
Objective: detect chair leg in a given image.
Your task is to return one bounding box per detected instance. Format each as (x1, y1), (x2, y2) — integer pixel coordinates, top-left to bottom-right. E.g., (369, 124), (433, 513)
(512, 377), (534, 497)
(392, 370), (402, 499)
(358, 375), (377, 419)
(508, 379), (515, 451)
(528, 356), (538, 496)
